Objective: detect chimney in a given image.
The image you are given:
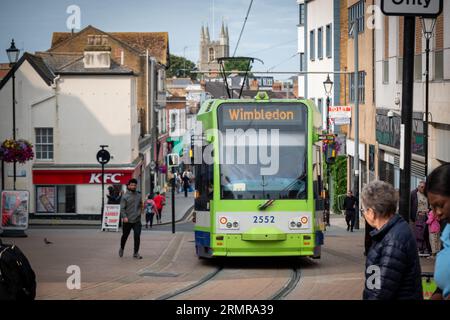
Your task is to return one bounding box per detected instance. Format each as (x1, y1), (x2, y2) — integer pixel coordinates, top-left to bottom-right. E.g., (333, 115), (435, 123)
(272, 81), (282, 92)
(83, 35), (111, 69)
(249, 79), (259, 91)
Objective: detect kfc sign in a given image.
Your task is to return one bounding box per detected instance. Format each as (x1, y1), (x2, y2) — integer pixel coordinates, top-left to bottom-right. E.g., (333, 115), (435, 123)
(89, 173), (124, 184)
(33, 170), (134, 185)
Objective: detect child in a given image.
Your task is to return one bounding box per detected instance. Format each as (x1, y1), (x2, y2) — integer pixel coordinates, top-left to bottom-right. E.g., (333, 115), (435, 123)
(426, 209), (441, 257)
(144, 194), (157, 228)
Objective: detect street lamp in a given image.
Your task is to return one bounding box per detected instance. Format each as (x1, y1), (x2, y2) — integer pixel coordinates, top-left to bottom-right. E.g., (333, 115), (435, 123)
(323, 74), (333, 227)
(323, 74), (333, 132)
(6, 39), (20, 190)
(421, 17), (436, 178)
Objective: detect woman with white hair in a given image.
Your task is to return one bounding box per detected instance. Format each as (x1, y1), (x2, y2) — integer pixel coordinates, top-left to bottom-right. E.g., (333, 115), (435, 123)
(361, 180), (422, 300)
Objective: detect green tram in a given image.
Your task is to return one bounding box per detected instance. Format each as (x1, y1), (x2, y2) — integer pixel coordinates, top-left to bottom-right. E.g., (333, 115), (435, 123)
(193, 92), (325, 258)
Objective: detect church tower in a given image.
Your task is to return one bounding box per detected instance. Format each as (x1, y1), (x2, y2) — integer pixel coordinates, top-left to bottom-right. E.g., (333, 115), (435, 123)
(199, 22), (229, 75)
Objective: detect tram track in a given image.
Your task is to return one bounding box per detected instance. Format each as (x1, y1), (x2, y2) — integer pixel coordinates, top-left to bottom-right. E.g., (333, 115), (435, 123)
(269, 267), (301, 300)
(158, 259), (302, 300)
(156, 265), (224, 300)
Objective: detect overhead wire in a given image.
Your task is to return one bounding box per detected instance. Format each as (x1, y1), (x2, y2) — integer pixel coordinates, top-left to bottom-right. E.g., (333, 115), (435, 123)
(233, 0), (254, 57)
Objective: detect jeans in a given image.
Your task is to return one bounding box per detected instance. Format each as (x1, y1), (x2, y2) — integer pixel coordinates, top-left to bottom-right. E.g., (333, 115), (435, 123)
(345, 210), (356, 230)
(120, 221), (142, 254)
(145, 212), (154, 227)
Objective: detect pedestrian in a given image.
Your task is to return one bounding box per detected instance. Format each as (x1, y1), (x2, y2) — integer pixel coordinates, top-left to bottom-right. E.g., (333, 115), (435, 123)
(107, 185), (122, 205)
(426, 209), (441, 258)
(424, 163), (450, 300)
(411, 181), (432, 256)
(182, 171), (190, 198)
(144, 194), (157, 229)
(361, 180), (422, 300)
(119, 178), (143, 259)
(343, 190), (357, 232)
(153, 191), (166, 224)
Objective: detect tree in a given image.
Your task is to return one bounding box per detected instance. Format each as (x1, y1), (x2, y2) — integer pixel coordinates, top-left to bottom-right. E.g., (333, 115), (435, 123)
(224, 59), (253, 74)
(167, 54), (197, 80)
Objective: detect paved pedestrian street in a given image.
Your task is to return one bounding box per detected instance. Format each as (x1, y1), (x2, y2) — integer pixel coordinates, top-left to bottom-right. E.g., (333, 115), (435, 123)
(8, 212), (435, 300)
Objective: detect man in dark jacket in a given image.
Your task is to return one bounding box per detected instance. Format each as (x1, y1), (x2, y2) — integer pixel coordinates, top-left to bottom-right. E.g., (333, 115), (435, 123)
(343, 190), (358, 232)
(361, 181), (422, 300)
(119, 179), (143, 259)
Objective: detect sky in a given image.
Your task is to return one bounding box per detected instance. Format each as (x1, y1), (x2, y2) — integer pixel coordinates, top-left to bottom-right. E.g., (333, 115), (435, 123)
(0, 0), (300, 80)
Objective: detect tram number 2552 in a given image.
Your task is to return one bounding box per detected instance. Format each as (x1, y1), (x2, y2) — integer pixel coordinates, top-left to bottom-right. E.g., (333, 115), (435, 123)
(253, 216), (275, 224)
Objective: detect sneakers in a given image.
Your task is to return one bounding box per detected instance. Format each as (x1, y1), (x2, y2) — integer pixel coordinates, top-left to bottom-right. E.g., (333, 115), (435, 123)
(119, 248), (124, 258)
(133, 253), (143, 259)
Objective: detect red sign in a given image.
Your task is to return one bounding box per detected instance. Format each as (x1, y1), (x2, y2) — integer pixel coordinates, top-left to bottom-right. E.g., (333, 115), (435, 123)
(33, 170), (135, 185)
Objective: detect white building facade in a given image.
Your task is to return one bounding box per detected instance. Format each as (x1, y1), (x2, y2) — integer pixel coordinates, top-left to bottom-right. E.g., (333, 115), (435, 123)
(0, 50), (141, 216)
(297, 0), (342, 131)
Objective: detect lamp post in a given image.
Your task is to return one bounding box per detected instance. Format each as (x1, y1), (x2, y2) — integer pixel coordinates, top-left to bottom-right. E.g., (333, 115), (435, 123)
(421, 17), (436, 178)
(323, 74), (333, 227)
(6, 39), (20, 190)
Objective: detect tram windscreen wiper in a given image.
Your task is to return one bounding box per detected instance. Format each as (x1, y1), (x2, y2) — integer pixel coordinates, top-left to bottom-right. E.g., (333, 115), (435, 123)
(258, 172), (307, 211)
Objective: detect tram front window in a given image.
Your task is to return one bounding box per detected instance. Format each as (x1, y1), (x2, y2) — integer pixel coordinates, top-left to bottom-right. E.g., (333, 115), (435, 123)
(218, 103), (308, 200)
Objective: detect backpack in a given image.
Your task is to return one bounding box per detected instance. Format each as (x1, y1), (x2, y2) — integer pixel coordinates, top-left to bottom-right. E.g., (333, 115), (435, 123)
(0, 240), (36, 300)
(145, 201), (155, 215)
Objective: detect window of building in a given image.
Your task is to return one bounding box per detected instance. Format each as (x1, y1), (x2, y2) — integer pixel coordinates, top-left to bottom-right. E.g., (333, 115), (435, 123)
(383, 60), (389, 84)
(348, 1), (365, 34)
(318, 98), (323, 115)
(299, 3), (305, 26)
(35, 128), (54, 160)
(397, 57), (403, 83)
(299, 53), (306, 72)
(349, 71), (365, 104)
(318, 27), (323, 60)
(326, 24), (332, 58)
(208, 48), (215, 62)
(414, 54), (422, 81)
(434, 50), (443, 80)
(359, 71), (365, 104)
(310, 30), (315, 61)
(36, 185), (76, 214)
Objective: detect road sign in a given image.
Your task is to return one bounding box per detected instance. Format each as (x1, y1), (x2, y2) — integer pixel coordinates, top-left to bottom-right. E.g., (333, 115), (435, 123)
(167, 153), (180, 168)
(96, 149), (110, 165)
(329, 105), (351, 119)
(381, 0), (443, 17)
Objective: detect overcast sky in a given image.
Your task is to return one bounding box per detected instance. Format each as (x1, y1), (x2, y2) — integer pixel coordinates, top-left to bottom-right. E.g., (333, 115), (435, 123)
(0, 0), (299, 80)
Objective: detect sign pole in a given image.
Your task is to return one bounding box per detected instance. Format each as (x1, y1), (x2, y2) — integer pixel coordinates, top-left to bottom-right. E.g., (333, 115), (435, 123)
(97, 145), (110, 227)
(399, 16), (415, 223)
(172, 166), (176, 234)
(101, 162), (105, 222)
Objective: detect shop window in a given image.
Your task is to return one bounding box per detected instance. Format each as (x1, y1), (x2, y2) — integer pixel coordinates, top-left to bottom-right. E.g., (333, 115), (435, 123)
(36, 185), (76, 214)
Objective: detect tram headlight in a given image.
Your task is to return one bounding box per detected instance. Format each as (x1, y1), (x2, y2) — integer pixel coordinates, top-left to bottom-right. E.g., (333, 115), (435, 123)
(233, 221), (239, 228)
(226, 222), (232, 229)
(297, 221), (302, 228)
(290, 221), (296, 228)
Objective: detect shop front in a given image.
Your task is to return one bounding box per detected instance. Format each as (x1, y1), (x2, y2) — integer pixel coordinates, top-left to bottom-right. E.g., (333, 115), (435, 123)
(376, 110), (425, 189)
(31, 165), (142, 217)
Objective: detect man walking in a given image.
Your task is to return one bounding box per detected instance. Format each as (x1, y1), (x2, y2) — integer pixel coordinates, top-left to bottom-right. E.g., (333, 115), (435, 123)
(182, 171), (190, 198)
(119, 179), (143, 259)
(343, 190), (358, 232)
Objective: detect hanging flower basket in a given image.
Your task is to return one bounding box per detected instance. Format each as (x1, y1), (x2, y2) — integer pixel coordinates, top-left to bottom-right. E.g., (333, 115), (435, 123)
(0, 138), (34, 163)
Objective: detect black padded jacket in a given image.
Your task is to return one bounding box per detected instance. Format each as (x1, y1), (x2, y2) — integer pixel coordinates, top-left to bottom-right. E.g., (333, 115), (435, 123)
(363, 215), (423, 300)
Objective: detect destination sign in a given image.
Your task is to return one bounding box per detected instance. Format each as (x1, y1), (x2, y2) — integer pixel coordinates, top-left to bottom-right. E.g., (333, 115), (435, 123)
(219, 103), (306, 127)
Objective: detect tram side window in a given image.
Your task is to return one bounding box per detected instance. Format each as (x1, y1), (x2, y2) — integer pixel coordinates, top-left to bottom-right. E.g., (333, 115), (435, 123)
(194, 161), (214, 211)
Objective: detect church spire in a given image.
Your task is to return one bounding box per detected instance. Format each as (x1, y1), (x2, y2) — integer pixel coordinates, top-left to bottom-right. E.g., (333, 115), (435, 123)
(205, 25), (210, 41)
